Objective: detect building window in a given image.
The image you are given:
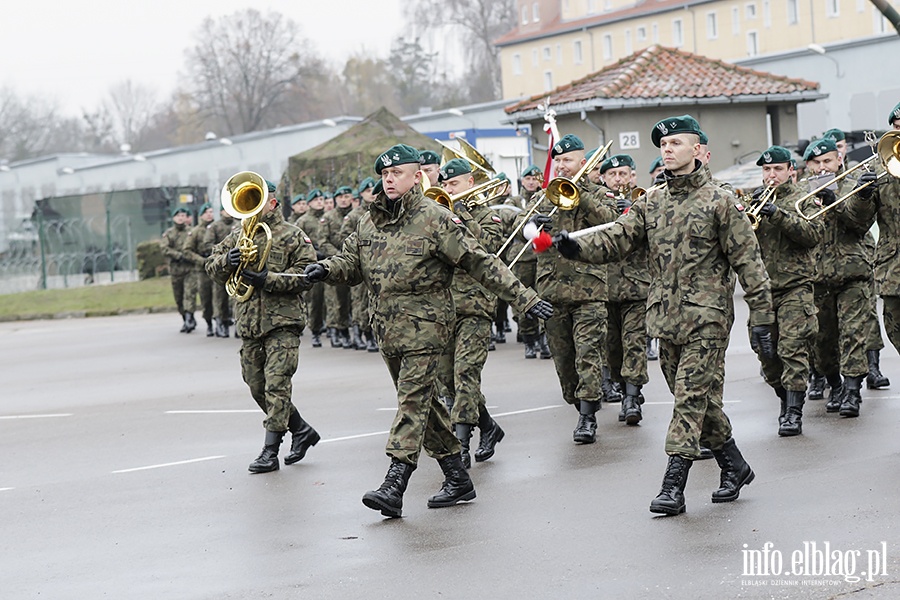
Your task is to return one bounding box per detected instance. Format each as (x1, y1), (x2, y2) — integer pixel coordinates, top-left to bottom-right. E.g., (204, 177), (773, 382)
(747, 30), (759, 56)
(556, 44), (562, 65)
(732, 7), (741, 34)
(543, 71), (553, 91)
(588, 0), (598, 14)
(574, 40), (583, 64)
(652, 22), (659, 43)
(637, 26), (647, 41)
(787, 0), (799, 24)
(604, 0), (612, 10)
(533, 2), (540, 22)
(625, 29), (633, 55)
(746, 3), (757, 19)
(532, 48), (538, 66)
(543, 46), (551, 60)
(856, 0), (865, 12)
(521, 6), (528, 25)
(826, 0), (839, 18)
(672, 19), (684, 47)
(513, 53), (522, 75)
(874, 9), (888, 33)
(763, 0), (771, 27)
(707, 12), (718, 39)
(602, 34), (613, 60)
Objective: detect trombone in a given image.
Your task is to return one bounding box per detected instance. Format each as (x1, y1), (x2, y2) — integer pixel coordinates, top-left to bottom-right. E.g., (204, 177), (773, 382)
(745, 185), (777, 230)
(795, 130), (900, 221)
(436, 138), (495, 185)
(423, 177), (510, 212)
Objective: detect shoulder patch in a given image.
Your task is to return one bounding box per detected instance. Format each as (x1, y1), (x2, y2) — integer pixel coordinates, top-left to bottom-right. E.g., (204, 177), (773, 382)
(303, 236), (312, 244)
(491, 215), (502, 223)
(734, 203), (745, 212)
(814, 198), (822, 207)
(451, 217), (463, 225)
(605, 191), (615, 198)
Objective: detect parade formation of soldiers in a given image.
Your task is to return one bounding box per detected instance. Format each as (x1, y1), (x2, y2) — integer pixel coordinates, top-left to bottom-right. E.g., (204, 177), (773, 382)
(159, 99), (900, 519)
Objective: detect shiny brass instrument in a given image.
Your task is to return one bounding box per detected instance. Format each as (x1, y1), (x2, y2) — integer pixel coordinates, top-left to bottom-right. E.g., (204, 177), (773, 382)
(437, 139), (495, 184)
(795, 130), (900, 221)
(746, 185), (778, 230)
(221, 171), (273, 302)
(424, 177), (510, 212)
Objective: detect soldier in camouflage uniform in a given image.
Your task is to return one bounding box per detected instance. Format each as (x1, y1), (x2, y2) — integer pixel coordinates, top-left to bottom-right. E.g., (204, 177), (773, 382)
(289, 194), (308, 224)
(296, 189), (335, 348)
(555, 116), (775, 516)
(748, 146), (823, 436)
(599, 154), (652, 426)
(204, 209), (236, 337)
(520, 134), (618, 444)
(419, 149), (441, 187)
(436, 159), (506, 469)
(341, 178), (379, 351)
(183, 203), (217, 336)
(304, 144), (552, 518)
(160, 206), (198, 333)
(206, 179), (320, 473)
(805, 138), (877, 418)
(324, 186), (356, 348)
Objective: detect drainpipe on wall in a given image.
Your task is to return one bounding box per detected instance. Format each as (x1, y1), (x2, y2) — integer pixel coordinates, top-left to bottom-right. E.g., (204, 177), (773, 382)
(581, 110), (606, 148)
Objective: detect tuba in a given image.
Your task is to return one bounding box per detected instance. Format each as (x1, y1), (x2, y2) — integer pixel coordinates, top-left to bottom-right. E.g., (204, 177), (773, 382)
(221, 171), (273, 302)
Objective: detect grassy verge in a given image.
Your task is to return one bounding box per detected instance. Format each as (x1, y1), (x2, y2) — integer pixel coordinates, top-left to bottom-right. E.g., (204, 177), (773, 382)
(0, 277), (176, 321)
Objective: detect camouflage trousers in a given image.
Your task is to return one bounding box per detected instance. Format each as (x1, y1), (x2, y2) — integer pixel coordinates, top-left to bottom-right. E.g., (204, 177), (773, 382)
(511, 260), (540, 337)
(325, 284), (351, 329)
(382, 350), (460, 466)
(545, 300), (607, 405)
(660, 332), (732, 459)
(170, 271), (196, 314)
(195, 269), (214, 323)
(211, 280), (232, 324)
(239, 327), (301, 432)
(882, 296), (900, 356)
(307, 282), (326, 334)
(811, 280), (869, 378)
(606, 299), (649, 386)
(350, 282), (371, 329)
(439, 315), (492, 425)
(753, 284), (817, 392)
(865, 277), (885, 351)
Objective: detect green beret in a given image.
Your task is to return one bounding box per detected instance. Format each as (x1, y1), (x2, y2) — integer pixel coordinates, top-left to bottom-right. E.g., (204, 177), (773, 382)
(420, 150), (441, 165)
(439, 158), (472, 181)
(600, 154), (635, 174)
(756, 145), (793, 166)
(291, 194), (305, 205)
(551, 134), (584, 158)
(822, 128), (845, 143)
(375, 143), (421, 175)
(521, 164), (542, 178)
(198, 202), (213, 215)
(651, 115), (703, 148)
(889, 101), (900, 125)
(372, 179), (383, 195)
(324, 190), (333, 199)
(496, 172), (508, 182)
(265, 179), (277, 193)
(585, 147), (597, 161)
(172, 206), (191, 217)
(648, 156), (664, 173)
(803, 138), (838, 161)
(306, 188), (323, 202)
(334, 185), (353, 196)
(698, 130), (709, 145)
(358, 177), (375, 194)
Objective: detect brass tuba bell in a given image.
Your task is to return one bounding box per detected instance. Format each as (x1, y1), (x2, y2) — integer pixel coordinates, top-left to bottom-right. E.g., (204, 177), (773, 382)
(221, 171), (273, 302)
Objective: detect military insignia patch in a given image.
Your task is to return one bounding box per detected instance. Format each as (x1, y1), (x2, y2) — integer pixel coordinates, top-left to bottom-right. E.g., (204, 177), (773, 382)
(812, 146), (822, 156)
(303, 236), (312, 244)
(657, 122), (669, 135)
(605, 191), (615, 198)
(611, 157), (619, 167)
(491, 215), (502, 223)
(380, 154), (392, 167)
(762, 152), (772, 163)
(451, 217), (463, 225)
(814, 198), (823, 206)
(735, 203), (745, 211)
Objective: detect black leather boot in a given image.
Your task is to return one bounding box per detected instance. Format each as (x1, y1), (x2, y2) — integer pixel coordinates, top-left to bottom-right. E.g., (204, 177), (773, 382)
(214, 319), (229, 337)
(365, 330), (379, 352)
(711, 438), (755, 502)
(538, 333), (552, 359)
(808, 370), (826, 400)
(341, 328), (353, 349)
(697, 447), (714, 460)
(284, 410), (320, 465)
(351, 325), (365, 350)
(184, 312), (197, 333)
(620, 382), (644, 425)
(493, 327), (506, 344)
(362, 459), (415, 518)
(573, 400), (599, 444)
(779, 390), (804, 436)
(840, 375), (864, 417)
(649, 455), (692, 515)
(866, 350), (890, 389)
(474, 406), (504, 462)
(455, 423), (473, 469)
(179, 312), (190, 333)
(646, 337), (659, 361)
(205, 318), (214, 337)
(328, 327), (340, 348)
(775, 387), (787, 426)
(601, 366), (622, 403)
(427, 454), (476, 508)
(825, 374), (844, 413)
(248, 430), (284, 473)
(523, 334), (537, 359)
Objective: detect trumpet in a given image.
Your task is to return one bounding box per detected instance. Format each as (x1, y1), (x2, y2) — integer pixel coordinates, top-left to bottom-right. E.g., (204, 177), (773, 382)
(423, 177), (510, 213)
(745, 185), (778, 230)
(221, 171), (273, 302)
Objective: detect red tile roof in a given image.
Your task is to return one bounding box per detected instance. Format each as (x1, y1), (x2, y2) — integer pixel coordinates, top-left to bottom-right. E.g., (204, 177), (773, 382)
(505, 45), (822, 116)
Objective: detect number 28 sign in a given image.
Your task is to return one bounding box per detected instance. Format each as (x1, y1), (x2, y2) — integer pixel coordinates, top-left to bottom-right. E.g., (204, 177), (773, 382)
(619, 131), (640, 150)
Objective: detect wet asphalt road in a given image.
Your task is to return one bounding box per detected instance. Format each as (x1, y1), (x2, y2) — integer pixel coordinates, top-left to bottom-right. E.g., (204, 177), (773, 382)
(2, 302), (900, 600)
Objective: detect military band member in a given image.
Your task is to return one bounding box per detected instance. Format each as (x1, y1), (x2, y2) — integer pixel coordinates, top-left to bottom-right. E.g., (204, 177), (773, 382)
(419, 149), (442, 187)
(303, 144), (552, 518)
(206, 179), (320, 473)
(296, 189), (334, 348)
(648, 156), (665, 185)
(160, 206), (198, 333)
(205, 206), (237, 337)
(184, 203), (217, 336)
(749, 146), (823, 436)
(341, 177), (379, 351)
(554, 116), (774, 516)
(324, 185), (356, 348)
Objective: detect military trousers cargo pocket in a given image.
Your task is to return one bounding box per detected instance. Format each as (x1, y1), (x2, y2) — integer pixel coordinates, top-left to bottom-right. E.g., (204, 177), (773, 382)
(373, 308), (452, 356)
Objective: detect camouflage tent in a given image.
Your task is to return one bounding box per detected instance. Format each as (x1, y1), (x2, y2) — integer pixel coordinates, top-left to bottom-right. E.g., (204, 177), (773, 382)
(286, 107), (442, 199)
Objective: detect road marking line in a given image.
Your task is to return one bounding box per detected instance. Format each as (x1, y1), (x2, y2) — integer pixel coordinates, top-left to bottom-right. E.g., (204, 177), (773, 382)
(320, 431), (389, 444)
(165, 410), (258, 414)
(0, 413), (73, 420)
(493, 405), (562, 417)
(112, 455), (226, 474)
(0, 487), (14, 492)
(642, 400), (740, 405)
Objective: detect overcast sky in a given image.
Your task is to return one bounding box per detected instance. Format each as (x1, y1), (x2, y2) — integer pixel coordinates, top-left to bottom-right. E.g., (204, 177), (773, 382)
(2, 0), (404, 115)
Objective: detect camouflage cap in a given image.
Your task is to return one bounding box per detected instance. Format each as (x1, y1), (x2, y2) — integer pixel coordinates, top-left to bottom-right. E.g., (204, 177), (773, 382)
(600, 154), (635, 174)
(265, 179), (277, 193)
(521, 164), (542, 178)
(291, 194), (305, 205)
(306, 188), (324, 202)
(889, 101), (900, 125)
(822, 128), (845, 143)
(803, 138), (838, 161)
(551, 133), (584, 158)
(651, 115), (703, 148)
(648, 156), (664, 173)
(172, 206), (191, 217)
(439, 158), (472, 182)
(198, 202), (213, 214)
(756, 145), (793, 166)
(357, 177), (375, 194)
(419, 150), (441, 165)
(375, 143), (421, 175)
(334, 185), (354, 196)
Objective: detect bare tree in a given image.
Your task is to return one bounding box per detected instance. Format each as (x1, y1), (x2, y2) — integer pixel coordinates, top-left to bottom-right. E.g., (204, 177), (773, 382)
(0, 87), (75, 160)
(101, 80), (161, 151)
(183, 9), (321, 135)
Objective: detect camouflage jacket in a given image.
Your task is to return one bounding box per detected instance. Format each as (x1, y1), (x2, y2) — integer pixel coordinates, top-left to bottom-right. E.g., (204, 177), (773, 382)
(874, 175), (900, 295)
(503, 189), (540, 263)
(753, 180), (823, 292)
(815, 171), (876, 285)
(204, 215), (237, 248)
(206, 210), (316, 338)
(320, 187), (541, 356)
(340, 205), (368, 240)
(325, 205), (355, 256)
(184, 222), (215, 271)
(296, 208), (336, 258)
(528, 182), (618, 304)
(600, 184), (651, 302)
(451, 202), (503, 319)
(573, 164), (774, 344)
(160, 223), (193, 276)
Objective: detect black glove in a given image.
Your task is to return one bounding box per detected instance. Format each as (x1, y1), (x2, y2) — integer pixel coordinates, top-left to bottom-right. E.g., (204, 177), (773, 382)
(303, 263), (328, 283)
(226, 247), (242, 267)
(616, 197), (632, 213)
(759, 202), (777, 217)
(750, 325), (775, 359)
(315, 251), (327, 261)
(855, 171), (878, 200)
(552, 230), (580, 259)
(241, 268), (268, 289)
(529, 214), (553, 230)
(816, 188), (836, 206)
(526, 299), (553, 321)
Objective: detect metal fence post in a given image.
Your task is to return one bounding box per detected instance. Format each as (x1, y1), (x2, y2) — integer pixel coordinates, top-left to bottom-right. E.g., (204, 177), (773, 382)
(37, 207), (47, 290)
